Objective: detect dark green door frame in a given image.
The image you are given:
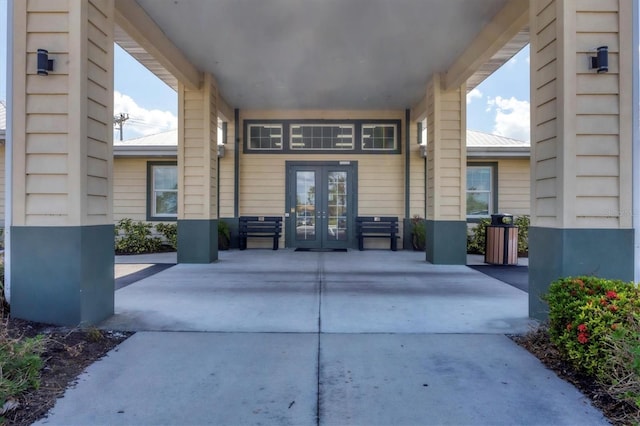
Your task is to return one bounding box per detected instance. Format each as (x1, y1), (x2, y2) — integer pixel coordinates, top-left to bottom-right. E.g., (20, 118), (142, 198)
(285, 161), (358, 249)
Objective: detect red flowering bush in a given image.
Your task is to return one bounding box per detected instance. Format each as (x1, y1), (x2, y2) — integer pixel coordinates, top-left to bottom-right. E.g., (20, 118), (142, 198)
(544, 276), (640, 416)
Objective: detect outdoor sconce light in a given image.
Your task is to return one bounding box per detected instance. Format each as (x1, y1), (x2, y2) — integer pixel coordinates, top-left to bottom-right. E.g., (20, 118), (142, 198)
(37, 49), (54, 76)
(589, 46), (608, 73)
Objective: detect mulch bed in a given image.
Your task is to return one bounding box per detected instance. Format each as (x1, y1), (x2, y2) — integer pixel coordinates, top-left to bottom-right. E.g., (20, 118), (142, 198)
(2, 317), (132, 426)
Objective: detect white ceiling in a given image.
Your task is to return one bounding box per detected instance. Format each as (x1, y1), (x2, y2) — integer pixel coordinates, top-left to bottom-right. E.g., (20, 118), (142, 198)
(134, 0), (518, 110)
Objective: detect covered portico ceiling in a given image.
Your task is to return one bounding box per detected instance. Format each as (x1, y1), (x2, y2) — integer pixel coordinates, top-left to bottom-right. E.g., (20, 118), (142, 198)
(117, 0), (529, 110)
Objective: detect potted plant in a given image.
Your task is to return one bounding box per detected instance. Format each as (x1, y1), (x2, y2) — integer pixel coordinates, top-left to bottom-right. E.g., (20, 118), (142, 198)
(218, 220), (231, 250)
(410, 215), (426, 251)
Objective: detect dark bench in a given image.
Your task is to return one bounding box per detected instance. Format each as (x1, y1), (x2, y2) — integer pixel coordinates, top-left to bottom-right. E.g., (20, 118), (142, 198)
(239, 216), (282, 250)
(356, 216), (399, 251)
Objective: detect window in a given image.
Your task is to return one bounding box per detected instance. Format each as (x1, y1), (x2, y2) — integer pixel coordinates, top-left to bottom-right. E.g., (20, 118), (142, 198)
(248, 124), (283, 150)
(148, 162), (177, 220)
(467, 165), (493, 218)
(244, 120), (401, 154)
(290, 124), (354, 150)
(362, 124), (397, 150)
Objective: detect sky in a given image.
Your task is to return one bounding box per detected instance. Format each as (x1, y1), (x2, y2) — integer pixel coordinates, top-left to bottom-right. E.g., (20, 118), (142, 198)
(116, 44), (532, 142)
(0, 0), (531, 142)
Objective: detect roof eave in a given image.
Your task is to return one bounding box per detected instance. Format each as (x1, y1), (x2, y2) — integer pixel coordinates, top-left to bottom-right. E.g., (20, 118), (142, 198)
(113, 145), (177, 157)
(467, 146), (530, 159)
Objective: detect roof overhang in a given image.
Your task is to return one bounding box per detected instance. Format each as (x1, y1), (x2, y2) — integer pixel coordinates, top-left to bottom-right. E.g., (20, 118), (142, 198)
(467, 146), (530, 159)
(114, 0), (529, 111)
(113, 145), (177, 157)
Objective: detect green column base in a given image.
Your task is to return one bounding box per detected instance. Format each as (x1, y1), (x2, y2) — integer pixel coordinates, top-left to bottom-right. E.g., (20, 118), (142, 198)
(11, 225), (114, 326)
(529, 227), (634, 321)
(425, 220), (467, 264)
(177, 219), (218, 263)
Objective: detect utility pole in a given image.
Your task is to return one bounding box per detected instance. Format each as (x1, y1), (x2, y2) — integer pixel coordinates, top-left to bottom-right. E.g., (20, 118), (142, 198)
(113, 113), (129, 141)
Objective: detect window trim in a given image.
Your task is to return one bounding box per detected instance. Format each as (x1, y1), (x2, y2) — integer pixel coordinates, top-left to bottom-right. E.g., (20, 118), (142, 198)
(147, 161), (178, 221)
(243, 119), (402, 154)
(466, 162), (498, 222)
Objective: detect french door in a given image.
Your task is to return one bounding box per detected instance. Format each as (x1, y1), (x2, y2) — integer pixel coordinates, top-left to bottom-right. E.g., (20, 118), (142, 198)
(287, 162), (356, 249)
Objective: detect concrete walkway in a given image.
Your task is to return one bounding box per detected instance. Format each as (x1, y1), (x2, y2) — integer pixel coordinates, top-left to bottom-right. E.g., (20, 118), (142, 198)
(36, 250), (608, 425)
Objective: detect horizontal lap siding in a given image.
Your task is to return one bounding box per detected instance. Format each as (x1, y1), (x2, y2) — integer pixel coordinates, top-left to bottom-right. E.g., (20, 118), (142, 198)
(574, 2), (628, 228)
(531, 0), (558, 227)
(409, 120), (426, 218)
(498, 159), (530, 216)
(113, 158), (146, 221)
(239, 110), (405, 247)
(219, 124), (235, 218)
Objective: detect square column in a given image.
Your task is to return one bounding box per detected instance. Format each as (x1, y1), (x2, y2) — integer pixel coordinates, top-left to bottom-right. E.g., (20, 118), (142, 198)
(529, 0), (635, 319)
(10, 1), (115, 325)
(425, 74), (468, 264)
(177, 73), (219, 263)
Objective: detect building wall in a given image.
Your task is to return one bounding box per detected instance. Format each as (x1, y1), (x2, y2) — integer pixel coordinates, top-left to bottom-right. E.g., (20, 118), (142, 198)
(530, 0), (632, 229)
(468, 158), (531, 217)
(238, 109), (407, 248)
(113, 157), (147, 222)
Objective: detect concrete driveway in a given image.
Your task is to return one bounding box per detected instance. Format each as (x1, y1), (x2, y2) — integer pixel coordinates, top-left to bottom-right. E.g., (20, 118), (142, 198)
(35, 250), (608, 425)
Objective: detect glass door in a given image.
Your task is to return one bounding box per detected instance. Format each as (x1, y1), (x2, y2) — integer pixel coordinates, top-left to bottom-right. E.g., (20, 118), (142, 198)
(288, 163), (354, 249)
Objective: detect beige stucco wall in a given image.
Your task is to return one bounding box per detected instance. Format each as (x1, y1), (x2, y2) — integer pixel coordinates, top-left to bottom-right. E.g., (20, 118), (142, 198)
(530, 0), (633, 229)
(12, 0), (114, 227)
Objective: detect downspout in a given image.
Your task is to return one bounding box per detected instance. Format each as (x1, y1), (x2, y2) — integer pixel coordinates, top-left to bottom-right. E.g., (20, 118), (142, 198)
(404, 109), (410, 220)
(4, 0), (13, 303)
(633, 0), (640, 283)
(234, 108), (239, 218)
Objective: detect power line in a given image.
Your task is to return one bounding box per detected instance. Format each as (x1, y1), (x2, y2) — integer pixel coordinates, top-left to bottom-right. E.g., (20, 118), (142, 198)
(113, 113), (129, 141)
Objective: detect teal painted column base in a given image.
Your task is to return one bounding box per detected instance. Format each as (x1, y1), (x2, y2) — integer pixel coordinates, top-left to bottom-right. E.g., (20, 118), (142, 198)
(529, 227), (634, 321)
(177, 219), (218, 263)
(11, 225), (114, 326)
(425, 220), (467, 264)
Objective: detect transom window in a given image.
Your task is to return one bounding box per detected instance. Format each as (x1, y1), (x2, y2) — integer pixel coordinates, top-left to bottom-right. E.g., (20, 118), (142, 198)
(290, 124), (354, 150)
(467, 166), (493, 218)
(248, 124), (283, 150)
(148, 162), (178, 220)
(362, 124), (397, 150)
(244, 120), (401, 154)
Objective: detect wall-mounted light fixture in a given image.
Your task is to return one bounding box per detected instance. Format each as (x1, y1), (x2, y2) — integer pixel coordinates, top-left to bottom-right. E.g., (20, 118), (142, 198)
(37, 49), (54, 76)
(589, 46), (608, 73)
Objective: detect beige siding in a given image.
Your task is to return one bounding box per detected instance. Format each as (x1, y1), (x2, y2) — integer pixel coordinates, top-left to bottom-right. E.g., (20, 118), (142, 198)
(409, 119), (426, 219)
(530, 0), (632, 228)
(12, 0), (113, 226)
(469, 158), (530, 217)
(426, 74), (466, 220)
(219, 120), (235, 218)
(178, 73), (218, 220)
(113, 157), (147, 221)
(0, 145), (5, 223)
(238, 109), (406, 248)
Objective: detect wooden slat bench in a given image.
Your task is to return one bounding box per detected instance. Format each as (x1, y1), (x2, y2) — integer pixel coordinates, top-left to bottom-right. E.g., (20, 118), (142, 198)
(239, 216), (282, 250)
(356, 216), (399, 251)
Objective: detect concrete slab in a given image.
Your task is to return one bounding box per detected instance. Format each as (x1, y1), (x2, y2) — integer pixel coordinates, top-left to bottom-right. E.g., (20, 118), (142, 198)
(319, 334), (608, 426)
(320, 251), (531, 334)
(34, 332), (318, 426)
(115, 252), (177, 264)
(114, 263), (153, 279)
(101, 250), (322, 332)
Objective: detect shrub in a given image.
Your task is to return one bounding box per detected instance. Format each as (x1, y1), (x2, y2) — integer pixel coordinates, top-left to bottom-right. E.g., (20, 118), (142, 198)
(114, 219), (161, 254)
(155, 222), (177, 250)
(410, 215), (426, 251)
(218, 220), (231, 250)
(514, 215), (530, 256)
(467, 218), (490, 254)
(545, 276), (640, 416)
(0, 325), (45, 410)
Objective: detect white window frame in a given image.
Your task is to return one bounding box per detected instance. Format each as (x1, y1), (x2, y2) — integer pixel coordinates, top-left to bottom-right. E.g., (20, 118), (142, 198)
(361, 124), (397, 150)
(149, 163), (178, 220)
(247, 124), (283, 150)
(466, 165), (494, 219)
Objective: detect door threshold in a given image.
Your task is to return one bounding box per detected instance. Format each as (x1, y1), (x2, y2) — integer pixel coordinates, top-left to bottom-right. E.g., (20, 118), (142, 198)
(294, 248), (348, 252)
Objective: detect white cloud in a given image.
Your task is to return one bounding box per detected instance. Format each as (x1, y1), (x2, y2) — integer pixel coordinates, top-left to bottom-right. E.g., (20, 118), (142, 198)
(486, 96), (530, 142)
(113, 91), (177, 139)
(466, 88), (483, 105)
